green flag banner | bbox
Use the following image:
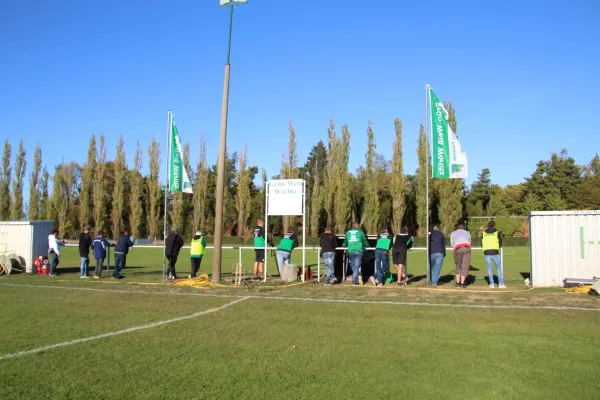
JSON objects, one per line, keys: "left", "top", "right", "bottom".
{"left": 169, "top": 115, "right": 193, "bottom": 193}
{"left": 429, "top": 87, "right": 468, "bottom": 179}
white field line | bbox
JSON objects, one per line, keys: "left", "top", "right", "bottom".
{"left": 2, "top": 283, "right": 600, "bottom": 312}
{"left": 0, "top": 297, "right": 249, "bottom": 361}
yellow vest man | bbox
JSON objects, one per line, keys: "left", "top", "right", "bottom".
{"left": 482, "top": 221, "right": 506, "bottom": 289}
{"left": 190, "top": 231, "right": 206, "bottom": 278}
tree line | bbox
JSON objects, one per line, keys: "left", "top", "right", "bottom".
{"left": 1, "top": 102, "right": 598, "bottom": 240}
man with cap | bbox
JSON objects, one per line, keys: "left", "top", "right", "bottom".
{"left": 190, "top": 230, "right": 206, "bottom": 278}
{"left": 78, "top": 226, "right": 93, "bottom": 278}
{"left": 165, "top": 227, "right": 184, "bottom": 280}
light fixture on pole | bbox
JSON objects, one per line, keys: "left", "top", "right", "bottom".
{"left": 213, "top": 0, "right": 247, "bottom": 283}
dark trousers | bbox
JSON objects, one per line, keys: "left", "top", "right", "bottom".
{"left": 95, "top": 258, "right": 104, "bottom": 277}
{"left": 114, "top": 253, "right": 125, "bottom": 278}
{"left": 117, "top": 254, "right": 127, "bottom": 271}
{"left": 50, "top": 252, "right": 59, "bottom": 275}
{"left": 190, "top": 257, "right": 202, "bottom": 277}
{"left": 167, "top": 255, "right": 178, "bottom": 278}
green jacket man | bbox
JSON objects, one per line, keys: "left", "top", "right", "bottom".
{"left": 342, "top": 222, "right": 369, "bottom": 285}
{"left": 277, "top": 228, "right": 299, "bottom": 269}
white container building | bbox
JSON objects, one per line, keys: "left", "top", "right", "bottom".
{"left": 0, "top": 221, "right": 54, "bottom": 273}
{"left": 529, "top": 211, "right": 600, "bottom": 287}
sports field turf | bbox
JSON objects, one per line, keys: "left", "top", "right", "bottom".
{"left": 1, "top": 247, "right": 599, "bottom": 399}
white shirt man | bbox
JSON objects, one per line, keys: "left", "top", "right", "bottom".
{"left": 47, "top": 230, "right": 63, "bottom": 276}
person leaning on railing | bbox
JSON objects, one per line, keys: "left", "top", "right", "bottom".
{"left": 450, "top": 223, "right": 471, "bottom": 289}
{"left": 342, "top": 222, "right": 369, "bottom": 286}
{"left": 320, "top": 227, "right": 338, "bottom": 285}
{"left": 277, "top": 227, "right": 298, "bottom": 270}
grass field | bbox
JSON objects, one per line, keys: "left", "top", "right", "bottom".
{"left": 1, "top": 247, "right": 600, "bottom": 399}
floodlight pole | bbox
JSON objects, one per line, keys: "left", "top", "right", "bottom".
{"left": 213, "top": 1, "right": 244, "bottom": 283}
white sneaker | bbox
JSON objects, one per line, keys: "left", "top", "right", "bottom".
{"left": 499, "top": 284, "right": 507, "bottom": 289}
{"left": 489, "top": 284, "right": 495, "bottom": 289}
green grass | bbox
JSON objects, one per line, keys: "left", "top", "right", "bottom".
{"left": 1, "top": 247, "right": 599, "bottom": 399}
{"left": 0, "top": 282, "right": 599, "bottom": 399}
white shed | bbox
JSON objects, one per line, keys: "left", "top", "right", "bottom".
{"left": 0, "top": 221, "right": 54, "bottom": 273}
{"left": 529, "top": 211, "right": 600, "bottom": 287}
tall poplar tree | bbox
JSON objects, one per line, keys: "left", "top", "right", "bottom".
{"left": 11, "top": 140, "right": 26, "bottom": 220}
{"left": 193, "top": 137, "right": 208, "bottom": 232}
{"left": 309, "top": 162, "right": 322, "bottom": 236}
{"left": 280, "top": 120, "right": 298, "bottom": 231}
{"left": 236, "top": 145, "right": 252, "bottom": 236}
{"left": 0, "top": 139, "right": 12, "bottom": 220}
{"left": 28, "top": 144, "right": 42, "bottom": 220}
{"left": 129, "top": 141, "right": 144, "bottom": 238}
{"left": 80, "top": 134, "right": 96, "bottom": 230}
{"left": 362, "top": 121, "right": 379, "bottom": 232}
{"left": 111, "top": 136, "right": 127, "bottom": 238}
{"left": 93, "top": 134, "right": 107, "bottom": 231}
{"left": 391, "top": 118, "right": 406, "bottom": 233}
{"left": 147, "top": 136, "right": 161, "bottom": 240}
{"left": 324, "top": 119, "right": 339, "bottom": 227}
{"left": 40, "top": 167, "right": 50, "bottom": 220}
{"left": 333, "top": 125, "right": 351, "bottom": 233}
{"left": 416, "top": 123, "right": 428, "bottom": 236}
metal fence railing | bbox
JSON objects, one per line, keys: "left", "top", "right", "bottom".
{"left": 65, "top": 244, "right": 503, "bottom": 285}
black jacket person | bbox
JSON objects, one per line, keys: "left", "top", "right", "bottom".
{"left": 165, "top": 228, "right": 184, "bottom": 280}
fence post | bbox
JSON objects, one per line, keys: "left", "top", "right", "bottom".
{"left": 317, "top": 247, "right": 320, "bottom": 283}
{"left": 239, "top": 247, "right": 243, "bottom": 285}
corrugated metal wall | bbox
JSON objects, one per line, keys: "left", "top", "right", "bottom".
{"left": 0, "top": 223, "right": 32, "bottom": 273}
{"left": 31, "top": 222, "right": 53, "bottom": 273}
{"left": 530, "top": 211, "right": 600, "bottom": 287}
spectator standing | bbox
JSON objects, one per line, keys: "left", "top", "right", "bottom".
{"left": 190, "top": 231, "right": 206, "bottom": 278}
{"left": 253, "top": 219, "right": 266, "bottom": 280}
{"left": 341, "top": 222, "right": 369, "bottom": 286}
{"left": 392, "top": 226, "right": 414, "bottom": 286}
{"left": 320, "top": 227, "right": 338, "bottom": 285}
{"left": 450, "top": 223, "right": 471, "bottom": 288}
{"left": 114, "top": 230, "right": 134, "bottom": 279}
{"left": 429, "top": 225, "right": 446, "bottom": 287}
{"left": 78, "top": 226, "right": 93, "bottom": 279}
{"left": 165, "top": 227, "right": 184, "bottom": 280}
{"left": 482, "top": 220, "right": 506, "bottom": 289}
{"left": 372, "top": 227, "right": 393, "bottom": 286}
{"left": 92, "top": 231, "right": 115, "bottom": 279}
{"left": 48, "top": 229, "right": 64, "bottom": 277}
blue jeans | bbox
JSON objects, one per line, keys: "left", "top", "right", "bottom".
{"left": 430, "top": 253, "right": 444, "bottom": 285}
{"left": 485, "top": 254, "right": 504, "bottom": 285}
{"left": 80, "top": 256, "right": 89, "bottom": 276}
{"left": 277, "top": 250, "right": 291, "bottom": 272}
{"left": 322, "top": 252, "right": 335, "bottom": 283}
{"left": 374, "top": 249, "right": 389, "bottom": 284}
{"left": 50, "top": 252, "right": 59, "bottom": 275}
{"left": 348, "top": 252, "right": 363, "bottom": 285}
{"left": 114, "top": 253, "right": 125, "bottom": 278}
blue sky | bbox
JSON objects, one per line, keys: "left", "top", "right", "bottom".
{"left": 1, "top": 0, "right": 599, "bottom": 196}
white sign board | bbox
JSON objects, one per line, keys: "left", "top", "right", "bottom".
{"left": 267, "top": 179, "right": 303, "bottom": 216}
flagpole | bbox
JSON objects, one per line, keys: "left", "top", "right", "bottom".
{"left": 425, "top": 84, "right": 430, "bottom": 286}
{"left": 162, "top": 110, "right": 171, "bottom": 282}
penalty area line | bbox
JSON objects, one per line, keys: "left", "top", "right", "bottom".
{"left": 2, "top": 283, "right": 600, "bottom": 312}
{"left": 0, "top": 297, "right": 249, "bottom": 361}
